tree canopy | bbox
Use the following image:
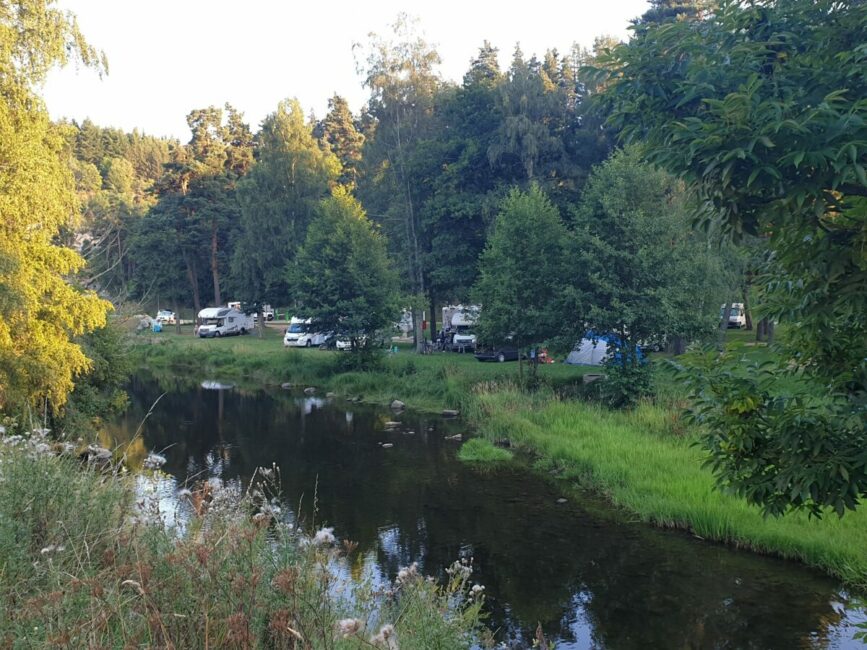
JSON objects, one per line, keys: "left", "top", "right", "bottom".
{"left": 0, "top": 0, "right": 111, "bottom": 411}
{"left": 599, "top": 0, "right": 867, "bottom": 515}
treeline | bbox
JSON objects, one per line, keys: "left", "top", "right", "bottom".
{"left": 68, "top": 7, "right": 737, "bottom": 345}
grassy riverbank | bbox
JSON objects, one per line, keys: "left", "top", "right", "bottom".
{"left": 129, "top": 327, "right": 867, "bottom": 586}
{"left": 0, "top": 434, "right": 484, "bottom": 647}
{"left": 130, "top": 326, "right": 593, "bottom": 412}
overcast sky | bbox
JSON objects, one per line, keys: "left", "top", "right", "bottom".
{"left": 42, "top": 0, "right": 650, "bottom": 141}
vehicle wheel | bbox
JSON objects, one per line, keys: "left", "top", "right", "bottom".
{"left": 497, "top": 353, "right": 506, "bottom": 363}
{"left": 240, "top": 328, "right": 246, "bottom": 335}
{"left": 215, "top": 331, "right": 221, "bottom": 338}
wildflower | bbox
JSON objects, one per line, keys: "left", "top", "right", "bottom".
{"left": 470, "top": 584, "right": 485, "bottom": 599}
{"left": 396, "top": 562, "right": 418, "bottom": 584}
{"left": 335, "top": 618, "right": 364, "bottom": 638}
{"left": 370, "top": 623, "right": 398, "bottom": 649}
{"left": 143, "top": 453, "right": 167, "bottom": 470}
{"left": 313, "top": 527, "right": 335, "bottom": 546}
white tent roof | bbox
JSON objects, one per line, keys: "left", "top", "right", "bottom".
{"left": 565, "top": 337, "right": 610, "bottom": 366}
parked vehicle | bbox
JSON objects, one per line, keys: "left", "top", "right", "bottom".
{"left": 442, "top": 305, "right": 480, "bottom": 352}
{"left": 721, "top": 303, "right": 747, "bottom": 329}
{"left": 155, "top": 309, "right": 176, "bottom": 325}
{"left": 196, "top": 307, "right": 254, "bottom": 338}
{"left": 283, "top": 317, "right": 329, "bottom": 348}
{"left": 253, "top": 304, "right": 275, "bottom": 321}
{"left": 474, "top": 345, "right": 520, "bottom": 363}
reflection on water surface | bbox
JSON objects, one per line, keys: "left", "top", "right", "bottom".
{"left": 103, "top": 374, "right": 866, "bottom": 648}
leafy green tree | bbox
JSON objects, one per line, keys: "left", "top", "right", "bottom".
{"left": 318, "top": 94, "right": 364, "bottom": 188}
{"left": 599, "top": 0, "right": 867, "bottom": 515}
{"left": 356, "top": 16, "right": 442, "bottom": 347}
{"left": 290, "top": 188, "right": 399, "bottom": 351}
{"left": 473, "top": 185, "right": 578, "bottom": 381}
{"left": 231, "top": 99, "right": 340, "bottom": 310}
{"left": 574, "top": 147, "right": 730, "bottom": 351}
{"left": 0, "top": 0, "right": 110, "bottom": 412}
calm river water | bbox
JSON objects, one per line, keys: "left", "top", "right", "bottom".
{"left": 103, "top": 374, "right": 865, "bottom": 649}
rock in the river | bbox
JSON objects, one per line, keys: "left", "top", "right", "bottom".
{"left": 390, "top": 399, "right": 405, "bottom": 410}
{"left": 281, "top": 382, "right": 293, "bottom": 390}
{"left": 444, "top": 433, "right": 462, "bottom": 442}
{"left": 304, "top": 387, "right": 317, "bottom": 395}
{"left": 442, "top": 409, "right": 460, "bottom": 417}
{"left": 384, "top": 421, "right": 401, "bottom": 429}
{"left": 381, "top": 443, "right": 394, "bottom": 449}
{"left": 325, "top": 392, "right": 336, "bottom": 398}
{"left": 556, "top": 498, "right": 568, "bottom": 504}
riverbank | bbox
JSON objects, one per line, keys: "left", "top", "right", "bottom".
{"left": 129, "top": 329, "right": 867, "bottom": 586}
{"left": 0, "top": 433, "right": 484, "bottom": 646}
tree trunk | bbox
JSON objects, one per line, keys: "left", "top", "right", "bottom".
{"left": 414, "top": 309, "right": 424, "bottom": 353}
{"left": 742, "top": 273, "right": 753, "bottom": 331}
{"left": 766, "top": 320, "right": 775, "bottom": 345}
{"left": 210, "top": 222, "right": 222, "bottom": 306}
{"left": 257, "top": 305, "right": 264, "bottom": 338}
{"left": 429, "top": 294, "right": 437, "bottom": 346}
{"left": 671, "top": 336, "right": 687, "bottom": 355}
{"left": 718, "top": 302, "right": 733, "bottom": 351}
{"left": 756, "top": 317, "right": 766, "bottom": 342}
{"left": 174, "top": 298, "right": 181, "bottom": 335}
{"left": 183, "top": 251, "right": 201, "bottom": 313}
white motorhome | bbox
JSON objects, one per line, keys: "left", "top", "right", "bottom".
{"left": 283, "top": 317, "right": 329, "bottom": 348}
{"left": 196, "top": 307, "right": 254, "bottom": 338}
{"left": 442, "top": 304, "right": 480, "bottom": 352}
{"left": 721, "top": 303, "right": 747, "bottom": 329}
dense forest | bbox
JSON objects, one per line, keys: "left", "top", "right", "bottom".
{"left": 64, "top": 11, "right": 736, "bottom": 344}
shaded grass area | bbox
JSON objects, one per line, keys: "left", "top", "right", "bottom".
{"left": 131, "top": 327, "right": 592, "bottom": 412}
{"left": 464, "top": 387, "right": 867, "bottom": 586}
{"left": 0, "top": 439, "right": 484, "bottom": 647}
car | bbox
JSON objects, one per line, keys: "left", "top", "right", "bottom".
{"left": 155, "top": 310, "right": 176, "bottom": 325}
{"left": 474, "top": 346, "right": 520, "bottom": 363}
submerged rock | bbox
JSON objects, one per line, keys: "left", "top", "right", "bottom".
{"left": 444, "top": 433, "right": 463, "bottom": 442}
{"left": 304, "top": 387, "right": 316, "bottom": 395}
{"left": 381, "top": 443, "right": 394, "bottom": 449}
{"left": 390, "top": 399, "right": 406, "bottom": 410}
{"left": 143, "top": 453, "right": 167, "bottom": 470}
{"left": 281, "top": 382, "right": 294, "bottom": 390}
{"left": 325, "top": 392, "right": 336, "bottom": 398}
{"left": 556, "top": 498, "right": 568, "bottom": 504}
{"left": 442, "top": 409, "right": 460, "bottom": 417}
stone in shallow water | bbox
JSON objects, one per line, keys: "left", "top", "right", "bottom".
{"left": 556, "top": 498, "right": 568, "bottom": 504}
{"left": 304, "top": 387, "right": 316, "bottom": 395}
{"left": 390, "top": 399, "right": 405, "bottom": 410}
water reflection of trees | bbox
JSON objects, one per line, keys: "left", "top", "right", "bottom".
{"left": 107, "top": 377, "right": 853, "bottom": 649}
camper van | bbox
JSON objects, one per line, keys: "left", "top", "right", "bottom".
{"left": 442, "top": 305, "right": 480, "bottom": 352}
{"left": 721, "top": 303, "right": 747, "bottom": 329}
{"left": 196, "top": 307, "right": 254, "bottom": 338}
{"left": 283, "top": 317, "right": 329, "bottom": 348}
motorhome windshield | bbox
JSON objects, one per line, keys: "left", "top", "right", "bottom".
{"left": 288, "top": 323, "right": 308, "bottom": 334}
{"left": 456, "top": 325, "right": 474, "bottom": 334}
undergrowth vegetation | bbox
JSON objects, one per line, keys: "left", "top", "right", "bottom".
{"left": 0, "top": 434, "right": 486, "bottom": 648}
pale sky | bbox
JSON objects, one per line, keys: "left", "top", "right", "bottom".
{"left": 43, "top": 0, "right": 650, "bottom": 141}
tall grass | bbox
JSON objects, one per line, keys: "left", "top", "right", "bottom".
{"left": 465, "top": 386, "right": 867, "bottom": 586}
{"left": 0, "top": 436, "right": 486, "bottom": 648}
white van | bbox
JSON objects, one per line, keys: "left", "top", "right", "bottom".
{"left": 445, "top": 305, "right": 480, "bottom": 352}
{"left": 721, "top": 303, "right": 747, "bottom": 329}
{"left": 283, "top": 317, "right": 329, "bottom": 348}
{"left": 197, "top": 307, "right": 254, "bottom": 338}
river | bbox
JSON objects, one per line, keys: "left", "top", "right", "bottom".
{"left": 102, "top": 374, "right": 865, "bottom": 649}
